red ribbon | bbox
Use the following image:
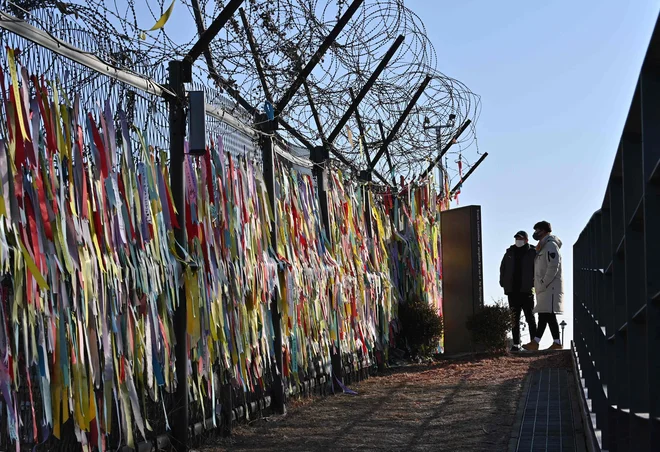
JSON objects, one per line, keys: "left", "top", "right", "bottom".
{"left": 34, "top": 170, "right": 53, "bottom": 240}
{"left": 87, "top": 113, "right": 109, "bottom": 178}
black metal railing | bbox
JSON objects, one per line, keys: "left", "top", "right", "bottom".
{"left": 573, "top": 13, "right": 660, "bottom": 452}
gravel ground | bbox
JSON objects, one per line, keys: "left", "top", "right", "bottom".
{"left": 203, "top": 351, "right": 573, "bottom": 452}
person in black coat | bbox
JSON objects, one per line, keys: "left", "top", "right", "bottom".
{"left": 500, "top": 231, "right": 537, "bottom": 351}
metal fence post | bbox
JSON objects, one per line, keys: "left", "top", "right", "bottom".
{"left": 258, "top": 114, "right": 286, "bottom": 414}
{"left": 358, "top": 170, "right": 373, "bottom": 235}
{"left": 310, "top": 146, "right": 343, "bottom": 389}
{"left": 357, "top": 170, "right": 384, "bottom": 374}
{"left": 168, "top": 59, "right": 190, "bottom": 450}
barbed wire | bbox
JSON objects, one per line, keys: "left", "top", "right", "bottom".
{"left": 2, "top": 0, "right": 483, "bottom": 185}
{"left": 194, "top": 0, "right": 481, "bottom": 182}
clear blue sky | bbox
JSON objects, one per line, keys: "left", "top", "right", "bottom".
{"left": 157, "top": 0, "right": 660, "bottom": 347}
{"left": 413, "top": 0, "right": 660, "bottom": 346}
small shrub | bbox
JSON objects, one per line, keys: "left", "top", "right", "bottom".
{"left": 397, "top": 296, "right": 443, "bottom": 358}
{"left": 466, "top": 302, "right": 512, "bottom": 352}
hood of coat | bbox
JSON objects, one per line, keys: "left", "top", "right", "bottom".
{"left": 540, "top": 234, "right": 562, "bottom": 249}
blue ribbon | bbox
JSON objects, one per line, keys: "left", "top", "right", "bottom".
{"left": 264, "top": 101, "right": 275, "bottom": 121}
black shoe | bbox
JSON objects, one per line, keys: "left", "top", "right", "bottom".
{"left": 510, "top": 345, "right": 521, "bottom": 352}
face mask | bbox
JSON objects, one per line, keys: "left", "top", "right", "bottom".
{"left": 515, "top": 240, "right": 525, "bottom": 248}
{"left": 532, "top": 231, "right": 542, "bottom": 241}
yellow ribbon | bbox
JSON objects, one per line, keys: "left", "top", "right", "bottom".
{"left": 148, "top": 0, "right": 175, "bottom": 31}
{"left": 19, "top": 240, "right": 49, "bottom": 291}
{"left": 6, "top": 48, "right": 29, "bottom": 142}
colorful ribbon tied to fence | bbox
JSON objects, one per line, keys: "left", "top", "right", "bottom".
{"left": 0, "top": 51, "right": 448, "bottom": 450}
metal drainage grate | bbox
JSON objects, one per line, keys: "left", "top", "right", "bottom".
{"left": 516, "top": 369, "right": 577, "bottom": 452}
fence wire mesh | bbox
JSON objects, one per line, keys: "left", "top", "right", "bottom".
{"left": 0, "top": 2, "right": 448, "bottom": 451}
{"left": 0, "top": 4, "right": 275, "bottom": 451}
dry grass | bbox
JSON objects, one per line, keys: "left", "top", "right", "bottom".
{"left": 203, "top": 351, "right": 572, "bottom": 452}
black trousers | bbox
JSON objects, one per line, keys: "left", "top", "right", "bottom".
{"left": 508, "top": 293, "right": 536, "bottom": 345}
{"left": 536, "top": 313, "right": 560, "bottom": 341}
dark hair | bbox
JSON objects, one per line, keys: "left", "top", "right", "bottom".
{"left": 534, "top": 221, "right": 552, "bottom": 233}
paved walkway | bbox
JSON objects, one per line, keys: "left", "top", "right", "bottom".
{"left": 203, "top": 352, "right": 581, "bottom": 452}
{"left": 509, "top": 367, "right": 586, "bottom": 452}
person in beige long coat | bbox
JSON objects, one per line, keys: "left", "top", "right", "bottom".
{"left": 523, "top": 221, "right": 564, "bottom": 351}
